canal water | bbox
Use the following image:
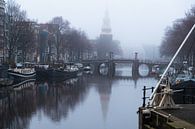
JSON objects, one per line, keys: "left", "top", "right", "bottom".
{"left": 0, "top": 66, "right": 157, "bottom": 129}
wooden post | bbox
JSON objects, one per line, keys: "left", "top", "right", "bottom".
{"left": 151, "top": 87, "right": 154, "bottom": 93}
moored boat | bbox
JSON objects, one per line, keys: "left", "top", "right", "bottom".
{"left": 35, "top": 64, "right": 79, "bottom": 81}
{"left": 83, "top": 66, "right": 93, "bottom": 74}
{"left": 8, "top": 68, "right": 36, "bottom": 84}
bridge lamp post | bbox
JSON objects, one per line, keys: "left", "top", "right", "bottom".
{"left": 109, "top": 52, "right": 113, "bottom": 60}
{"left": 135, "top": 52, "right": 138, "bottom": 60}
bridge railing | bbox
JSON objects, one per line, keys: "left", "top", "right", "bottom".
{"left": 80, "top": 58, "right": 173, "bottom": 65}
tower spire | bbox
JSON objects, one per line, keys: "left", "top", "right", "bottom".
{"left": 101, "top": 8, "right": 112, "bottom": 35}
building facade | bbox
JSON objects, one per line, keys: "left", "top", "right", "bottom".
{"left": 36, "top": 24, "right": 59, "bottom": 64}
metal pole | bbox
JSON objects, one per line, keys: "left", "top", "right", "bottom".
{"left": 150, "top": 24, "right": 195, "bottom": 102}
{"left": 143, "top": 86, "right": 146, "bottom": 107}
{"left": 151, "top": 87, "right": 154, "bottom": 93}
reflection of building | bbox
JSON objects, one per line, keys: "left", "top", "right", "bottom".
{"left": 97, "top": 79, "right": 112, "bottom": 121}
{"left": 0, "top": 0, "right": 5, "bottom": 64}
{"left": 99, "top": 86, "right": 111, "bottom": 121}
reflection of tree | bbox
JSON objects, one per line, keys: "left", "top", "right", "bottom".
{"left": 0, "top": 88, "right": 37, "bottom": 129}
{"left": 36, "top": 78, "right": 89, "bottom": 122}
{"left": 0, "top": 77, "right": 89, "bottom": 129}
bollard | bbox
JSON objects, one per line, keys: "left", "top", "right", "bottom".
{"left": 142, "top": 86, "right": 146, "bottom": 107}
{"left": 151, "top": 87, "right": 154, "bottom": 93}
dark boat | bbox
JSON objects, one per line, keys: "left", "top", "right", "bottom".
{"left": 172, "top": 80, "right": 195, "bottom": 89}
{"left": 35, "top": 65, "right": 78, "bottom": 81}
{"left": 171, "top": 80, "right": 195, "bottom": 104}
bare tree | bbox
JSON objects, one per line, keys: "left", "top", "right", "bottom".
{"left": 49, "top": 17, "right": 92, "bottom": 62}
{"left": 64, "top": 29, "right": 92, "bottom": 61}
{"left": 17, "top": 21, "right": 36, "bottom": 63}
{"left": 160, "top": 6, "right": 195, "bottom": 65}
{"left": 5, "top": 0, "right": 27, "bottom": 64}
{"left": 49, "top": 16, "right": 70, "bottom": 62}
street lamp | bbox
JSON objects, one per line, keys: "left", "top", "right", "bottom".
{"left": 109, "top": 52, "right": 113, "bottom": 60}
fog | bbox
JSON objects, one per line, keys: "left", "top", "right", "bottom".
{"left": 14, "top": 0, "right": 195, "bottom": 58}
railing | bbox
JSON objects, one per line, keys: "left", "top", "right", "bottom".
{"left": 13, "top": 68, "right": 35, "bottom": 74}
{"left": 81, "top": 58, "right": 170, "bottom": 65}
{"left": 142, "top": 86, "right": 154, "bottom": 107}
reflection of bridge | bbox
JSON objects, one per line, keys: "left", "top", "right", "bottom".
{"left": 80, "top": 58, "right": 172, "bottom": 77}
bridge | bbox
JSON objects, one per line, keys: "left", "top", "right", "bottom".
{"left": 79, "top": 58, "right": 177, "bottom": 77}
{"left": 80, "top": 58, "right": 170, "bottom": 65}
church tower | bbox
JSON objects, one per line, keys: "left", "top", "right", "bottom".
{"left": 97, "top": 9, "right": 113, "bottom": 59}
{"left": 100, "top": 10, "right": 112, "bottom": 41}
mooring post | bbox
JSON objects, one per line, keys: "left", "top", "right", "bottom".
{"left": 142, "top": 86, "right": 146, "bottom": 107}
{"left": 151, "top": 87, "right": 154, "bottom": 93}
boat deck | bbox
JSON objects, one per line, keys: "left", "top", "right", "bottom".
{"left": 164, "top": 104, "right": 195, "bottom": 128}
{"left": 139, "top": 104, "right": 195, "bottom": 129}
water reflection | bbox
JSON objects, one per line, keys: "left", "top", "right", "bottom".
{"left": 0, "top": 86, "right": 36, "bottom": 129}
{"left": 37, "top": 81, "right": 86, "bottom": 122}
{"left": 0, "top": 78, "right": 89, "bottom": 129}
{"left": 0, "top": 69, "right": 157, "bottom": 129}
{"left": 93, "top": 76, "right": 112, "bottom": 121}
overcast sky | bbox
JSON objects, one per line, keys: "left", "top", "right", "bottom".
{"left": 12, "top": 0, "right": 195, "bottom": 56}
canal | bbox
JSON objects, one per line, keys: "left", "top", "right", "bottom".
{"left": 0, "top": 67, "right": 157, "bottom": 129}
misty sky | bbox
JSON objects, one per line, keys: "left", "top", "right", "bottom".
{"left": 13, "top": 0, "right": 195, "bottom": 56}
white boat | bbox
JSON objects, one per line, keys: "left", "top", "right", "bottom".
{"left": 8, "top": 68, "right": 36, "bottom": 84}
{"left": 83, "top": 66, "right": 91, "bottom": 71}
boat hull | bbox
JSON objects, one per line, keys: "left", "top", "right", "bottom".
{"left": 8, "top": 70, "right": 36, "bottom": 84}
{"left": 171, "top": 80, "right": 195, "bottom": 104}
{"left": 35, "top": 68, "right": 78, "bottom": 81}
